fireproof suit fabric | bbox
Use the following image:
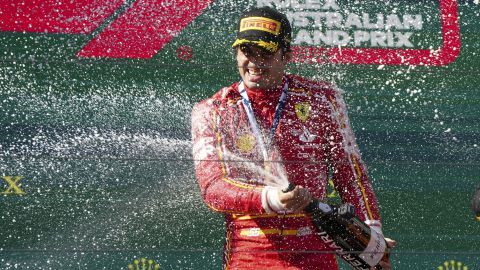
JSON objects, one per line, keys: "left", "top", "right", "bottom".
{"left": 191, "top": 74, "right": 381, "bottom": 270}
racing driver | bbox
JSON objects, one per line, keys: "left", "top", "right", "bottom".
{"left": 191, "top": 6, "right": 396, "bottom": 270}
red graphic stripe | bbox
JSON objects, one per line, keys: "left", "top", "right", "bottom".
{"left": 293, "top": 0, "right": 460, "bottom": 66}
{"left": 77, "top": 0, "right": 213, "bottom": 58}
{"left": 0, "top": 0, "right": 124, "bottom": 34}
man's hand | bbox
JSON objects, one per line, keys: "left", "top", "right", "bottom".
{"left": 375, "top": 237, "right": 397, "bottom": 270}
{"left": 277, "top": 185, "right": 312, "bottom": 213}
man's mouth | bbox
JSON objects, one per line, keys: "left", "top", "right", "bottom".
{"left": 248, "top": 68, "right": 264, "bottom": 75}
{"left": 246, "top": 68, "right": 266, "bottom": 81}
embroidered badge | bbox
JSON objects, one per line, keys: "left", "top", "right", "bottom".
{"left": 235, "top": 133, "right": 256, "bottom": 153}
{"left": 295, "top": 102, "right": 311, "bottom": 122}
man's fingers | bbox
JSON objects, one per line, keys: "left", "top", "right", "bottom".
{"left": 279, "top": 186, "right": 299, "bottom": 201}
{"left": 385, "top": 237, "right": 397, "bottom": 248}
{"left": 280, "top": 186, "right": 301, "bottom": 202}
{"left": 377, "top": 260, "right": 391, "bottom": 270}
{"left": 279, "top": 186, "right": 312, "bottom": 213}
{"left": 286, "top": 199, "right": 308, "bottom": 212}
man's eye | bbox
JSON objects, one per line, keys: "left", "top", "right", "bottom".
{"left": 244, "top": 50, "right": 253, "bottom": 56}
{"left": 240, "top": 46, "right": 252, "bottom": 56}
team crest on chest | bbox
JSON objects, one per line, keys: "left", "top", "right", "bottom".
{"left": 235, "top": 133, "right": 256, "bottom": 153}
{"left": 295, "top": 102, "right": 311, "bottom": 122}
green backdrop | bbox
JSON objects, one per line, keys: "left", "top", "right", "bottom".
{"left": 0, "top": 0, "right": 479, "bottom": 269}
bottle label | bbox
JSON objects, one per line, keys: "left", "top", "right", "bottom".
{"left": 359, "top": 228, "right": 386, "bottom": 266}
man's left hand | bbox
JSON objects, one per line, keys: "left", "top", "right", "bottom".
{"left": 375, "top": 237, "right": 397, "bottom": 270}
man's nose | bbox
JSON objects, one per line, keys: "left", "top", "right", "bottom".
{"left": 248, "top": 59, "right": 268, "bottom": 68}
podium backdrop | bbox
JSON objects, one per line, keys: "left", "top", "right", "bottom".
{"left": 0, "top": 0, "right": 479, "bottom": 269}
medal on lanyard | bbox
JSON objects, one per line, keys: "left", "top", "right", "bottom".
{"left": 238, "top": 80, "right": 288, "bottom": 182}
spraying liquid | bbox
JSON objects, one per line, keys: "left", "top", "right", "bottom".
{"left": 222, "top": 150, "right": 290, "bottom": 189}
{"left": 223, "top": 150, "right": 389, "bottom": 270}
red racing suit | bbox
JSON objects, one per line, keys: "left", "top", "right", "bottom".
{"left": 191, "top": 74, "right": 382, "bottom": 270}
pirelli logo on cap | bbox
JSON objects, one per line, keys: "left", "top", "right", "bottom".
{"left": 240, "top": 17, "right": 281, "bottom": 35}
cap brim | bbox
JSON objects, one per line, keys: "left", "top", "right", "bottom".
{"left": 232, "top": 38, "right": 279, "bottom": 53}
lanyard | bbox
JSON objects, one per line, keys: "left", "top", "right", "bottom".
{"left": 238, "top": 79, "right": 289, "bottom": 161}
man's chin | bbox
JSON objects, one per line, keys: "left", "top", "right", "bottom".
{"left": 245, "top": 79, "right": 274, "bottom": 90}
{"left": 244, "top": 81, "right": 263, "bottom": 90}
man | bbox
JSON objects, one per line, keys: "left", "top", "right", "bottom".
{"left": 473, "top": 185, "right": 480, "bottom": 221}
{"left": 192, "top": 6, "right": 395, "bottom": 269}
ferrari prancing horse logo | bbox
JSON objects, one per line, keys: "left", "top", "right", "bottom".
{"left": 295, "top": 102, "right": 311, "bottom": 122}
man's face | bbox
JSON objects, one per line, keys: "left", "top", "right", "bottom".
{"left": 236, "top": 45, "right": 291, "bottom": 90}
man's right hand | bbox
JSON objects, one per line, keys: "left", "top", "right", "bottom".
{"left": 278, "top": 185, "right": 312, "bottom": 213}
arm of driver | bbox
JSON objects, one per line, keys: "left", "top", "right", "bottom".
{"left": 192, "top": 101, "right": 266, "bottom": 214}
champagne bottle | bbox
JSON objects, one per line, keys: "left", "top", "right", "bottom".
{"left": 283, "top": 184, "right": 389, "bottom": 269}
